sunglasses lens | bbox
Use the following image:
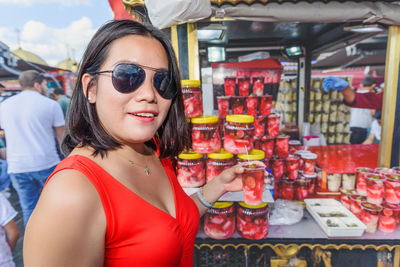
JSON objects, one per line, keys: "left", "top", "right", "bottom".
{"left": 154, "top": 71, "right": 176, "bottom": 99}
{"left": 113, "top": 64, "right": 145, "bottom": 94}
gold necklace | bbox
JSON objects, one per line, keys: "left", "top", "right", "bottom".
{"left": 127, "top": 159, "right": 151, "bottom": 176}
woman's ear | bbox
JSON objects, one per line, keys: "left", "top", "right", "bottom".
{"left": 82, "top": 73, "right": 96, "bottom": 103}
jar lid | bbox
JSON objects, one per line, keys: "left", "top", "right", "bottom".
{"left": 237, "top": 149, "right": 265, "bottom": 160}
{"left": 178, "top": 150, "right": 203, "bottom": 160}
{"left": 289, "top": 140, "right": 301, "bottom": 145}
{"left": 239, "top": 202, "right": 267, "bottom": 209}
{"left": 226, "top": 114, "right": 254, "bottom": 123}
{"left": 208, "top": 149, "right": 234, "bottom": 159}
{"left": 191, "top": 115, "right": 219, "bottom": 124}
{"left": 295, "top": 150, "right": 311, "bottom": 155}
{"left": 301, "top": 153, "right": 317, "bottom": 159}
{"left": 212, "top": 201, "right": 234, "bottom": 209}
{"left": 302, "top": 172, "right": 317, "bottom": 179}
{"left": 181, "top": 80, "right": 201, "bottom": 87}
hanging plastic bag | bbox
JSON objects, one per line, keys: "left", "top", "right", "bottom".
{"left": 145, "top": 0, "right": 212, "bottom": 29}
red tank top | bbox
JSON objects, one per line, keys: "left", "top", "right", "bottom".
{"left": 46, "top": 154, "right": 200, "bottom": 267}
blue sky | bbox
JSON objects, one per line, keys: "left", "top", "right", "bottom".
{"left": 0, "top": 0, "right": 114, "bottom": 66}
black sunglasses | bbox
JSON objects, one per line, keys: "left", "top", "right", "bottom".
{"left": 90, "top": 63, "right": 177, "bottom": 99}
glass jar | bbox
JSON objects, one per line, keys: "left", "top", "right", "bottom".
{"left": 254, "top": 116, "right": 266, "bottom": 137}
{"left": 288, "top": 140, "right": 301, "bottom": 154}
{"left": 375, "top": 167, "right": 396, "bottom": 175}
{"left": 237, "top": 202, "right": 269, "bottom": 240}
{"left": 260, "top": 136, "right": 275, "bottom": 158}
{"left": 260, "top": 95, "right": 273, "bottom": 116}
{"left": 340, "top": 188, "right": 353, "bottom": 209}
{"left": 295, "top": 150, "right": 311, "bottom": 171}
{"left": 217, "top": 96, "right": 230, "bottom": 119}
{"left": 181, "top": 80, "right": 203, "bottom": 118}
{"left": 303, "top": 173, "right": 317, "bottom": 195}
{"left": 350, "top": 194, "right": 366, "bottom": 219}
{"left": 295, "top": 178, "right": 310, "bottom": 201}
{"left": 285, "top": 155, "right": 300, "bottom": 180}
{"left": 204, "top": 202, "right": 235, "bottom": 239}
{"left": 267, "top": 114, "right": 280, "bottom": 137}
{"left": 356, "top": 167, "right": 374, "bottom": 196}
{"left": 271, "top": 158, "right": 285, "bottom": 181}
{"left": 206, "top": 149, "right": 235, "bottom": 183}
{"left": 378, "top": 202, "right": 400, "bottom": 233}
{"left": 301, "top": 153, "right": 317, "bottom": 175}
{"left": 246, "top": 96, "right": 259, "bottom": 116}
{"left": 238, "top": 76, "right": 250, "bottom": 96}
{"left": 231, "top": 96, "right": 245, "bottom": 114}
{"left": 224, "top": 114, "right": 254, "bottom": 154}
{"left": 275, "top": 134, "right": 290, "bottom": 158}
{"left": 366, "top": 173, "right": 385, "bottom": 205}
{"left": 191, "top": 116, "right": 221, "bottom": 154}
{"left": 224, "top": 77, "right": 236, "bottom": 96}
{"left": 281, "top": 179, "right": 295, "bottom": 200}
{"left": 384, "top": 173, "right": 400, "bottom": 204}
{"left": 360, "top": 202, "right": 382, "bottom": 233}
{"left": 177, "top": 150, "right": 205, "bottom": 188}
{"left": 252, "top": 76, "right": 265, "bottom": 96}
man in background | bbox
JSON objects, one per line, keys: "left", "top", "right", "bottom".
{"left": 53, "top": 87, "right": 70, "bottom": 118}
{"left": 0, "top": 70, "right": 65, "bottom": 225}
{"left": 348, "top": 76, "right": 376, "bottom": 144}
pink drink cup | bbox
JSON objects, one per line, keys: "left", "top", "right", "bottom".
{"left": 241, "top": 162, "right": 265, "bottom": 205}
{"left": 366, "top": 173, "right": 385, "bottom": 205}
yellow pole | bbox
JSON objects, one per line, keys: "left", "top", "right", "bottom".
{"left": 379, "top": 25, "right": 400, "bottom": 167}
{"left": 187, "top": 23, "right": 200, "bottom": 80}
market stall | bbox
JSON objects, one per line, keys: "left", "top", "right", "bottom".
{"left": 114, "top": 0, "right": 400, "bottom": 266}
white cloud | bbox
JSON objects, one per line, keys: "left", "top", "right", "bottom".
{"left": 0, "top": 17, "right": 97, "bottom": 66}
{"left": 0, "top": 0, "right": 92, "bottom": 7}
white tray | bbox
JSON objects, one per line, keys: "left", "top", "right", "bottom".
{"left": 305, "top": 198, "right": 366, "bottom": 237}
{"left": 183, "top": 188, "right": 274, "bottom": 203}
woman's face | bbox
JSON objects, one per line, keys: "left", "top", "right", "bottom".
{"left": 89, "top": 35, "right": 172, "bottom": 144}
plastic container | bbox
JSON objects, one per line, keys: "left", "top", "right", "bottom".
{"left": 375, "top": 167, "right": 396, "bottom": 175}
{"left": 217, "top": 96, "right": 230, "bottom": 119}
{"left": 302, "top": 153, "right": 317, "bottom": 175}
{"left": 224, "top": 77, "right": 236, "bottom": 96}
{"left": 237, "top": 202, "right": 269, "bottom": 240}
{"left": 350, "top": 194, "right": 366, "bottom": 219}
{"left": 252, "top": 76, "right": 264, "bottom": 96}
{"left": 341, "top": 174, "right": 356, "bottom": 191}
{"left": 303, "top": 173, "right": 317, "bottom": 195}
{"left": 240, "top": 161, "right": 265, "bottom": 205}
{"left": 288, "top": 140, "right": 301, "bottom": 154}
{"left": 275, "top": 134, "right": 290, "bottom": 158}
{"left": 181, "top": 80, "right": 203, "bottom": 118}
{"left": 378, "top": 202, "right": 400, "bottom": 233}
{"left": 384, "top": 173, "right": 400, "bottom": 204}
{"left": 366, "top": 173, "right": 385, "bottom": 205}
{"left": 260, "top": 135, "right": 275, "bottom": 158}
{"left": 254, "top": 116, "right": 266, "bottom": 137}
{"left": 191, "top": 116, "right": 221, "bottom": 154}
{"left": 246, "top": 96, "right": 259, "bottom": 116}
{"left": 176, "top": 150, "right": 205, "bottom": 188}
{"left": 281, "top": 179, "right": 295, "bottom": 200}
{"left": 327, "top": 174, "right": 341, "bottom": 192}
{"left": 267, "top": 114, "right": 280, "bottom": 137}
{"left": 271, "top": 158, "right": 285, "bottom": 181}
{"left": 356, "top": 167, "right": 374, "bottom": 196}
{"left": 340, "top": 188, "right": 353, "bottom": 209}
{"left": 231, "top": 96, "right": 245, "bottom": 114}
{"left": 260, "top": 95, "right": 273, "bottom": 116}
{"left": 224, "top": 114, "right": 254, "bottom": 154}
{"left": 295, "top": 178, "right": 310, "bottom": 201}
{"left": 238, "top": 76, "right": 250, "bottom": 96}
{"left": 204, "top": 202, "right": 235, "bottom": 239}
{"left": 285, "top": 155, "right": 300, "bottom": 180}
{"left": 206, "top": 149, "right": 235, "bottom": 183}
{"left": 360, "top": 202, "right": 382, "bottom": 233}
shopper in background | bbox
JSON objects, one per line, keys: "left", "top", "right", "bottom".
{"left": 323, "top": 76, "right": 383, "bottom": 110}
{"left": 348, "top": 76, "right": 376, "bottom": 144}
{"left": 0, "top": 192, "right": 19, "bottom": 267}
{"left": 53, "top": 87, "right": 70, "bottom": 118}
{"left": 0, "top": 70, "right": 65, "bottom": 225}
{"left": 363, "top": 110, "right": 382, "bottom": 145}
{"left": 24, "top": 20, "right": 244, "bottom": 267}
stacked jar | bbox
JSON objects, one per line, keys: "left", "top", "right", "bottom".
{"left": 236, "top": 202, "right": 269, "bottom": 240}
{"left": 206, "top": 149, "right": 237, "bottom": 190}
{"left": 176, "top": 150, "right": 205, "bottom": 188}
{"left": 191, "top": 115, "right": 221, "bottom": 154}
{"left": 204, "top": 202, "right": 235, "bottom": 239}
{"left": 224, "top": 114, "right": 254, "bottom": 155}
{"left": 181, "top": 80, "right": 203, "bottom": 118}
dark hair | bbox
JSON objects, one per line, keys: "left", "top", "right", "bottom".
{"left": 53, "top": 88, "right": 64, "bottom": 95}
{"left": 62, "top": 20, "right": 191, "bottom": 159}
{"left": 362, "top": 76, "right": 376, "bottom": 87}
{"left": 19, "top": 70, "right": 45, "bottom": 89}
{"left": 374, "top": 110, "right": 382, "bottom": 120}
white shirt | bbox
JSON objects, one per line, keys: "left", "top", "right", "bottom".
{"left": 0, "top": 90, "right": 65, "bottom": 173}
{"left": 349, "top": 90, "right": 373, "bottom": 128}
{"left": 371, "top": 119, "right": 381, "bottom": 141}
{"left": 0, "top": 193, "right": 17, "bottom": 267}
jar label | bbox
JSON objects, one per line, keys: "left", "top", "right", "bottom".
{"left": 192, "top": 126, "right": 218, "bottom": 131}
{"left": 178, "top": 161, "right": 201, "bottom": 166}
{"left": 225, "top": 124, "right": 254, "bottom": 131}
{"left": 208, "top": 161, "right": 234, "bottom": 166}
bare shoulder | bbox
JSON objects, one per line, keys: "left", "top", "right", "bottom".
{"left": 24, "top": 169, "right": 106, "bottom": 267}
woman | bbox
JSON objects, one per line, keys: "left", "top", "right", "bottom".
{"left": 23, "top": 20, "right": 244, "bottom": 266}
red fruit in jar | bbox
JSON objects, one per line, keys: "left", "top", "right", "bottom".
{"left": 267, "top": 114, "right": 280, "bottom": 137}
{"left": 246, "top": 96, "right": 259, "bottom": 116}
{"left": 244, "top": 176, "right": 256, "bottom": 189}
{"left": 275, "top": 135, "right": 289, "bottom": 158}
{"left": 217, "top": 97, "right": 230, "bottom": 118}
{"left": 224, "top": 77, "right": 236, "bottom": 96}
{"left": 272, "top": 158, "right": 285, "bottom": 181}
{"left": 204, "top": 202, "right": 235, "bottom": 239}
{"left": 260, "top": 95, "right": 272, "bottom": 116}
{"left": 177, "top": 151, "right": 205, "bottom": 188}
{"left": 379, "top": 216, "right": 396, "bottom": 233}
{"left": 254, "top": 116, "right": 266, "bottom": 137}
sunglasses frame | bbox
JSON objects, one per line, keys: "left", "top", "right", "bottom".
{"left": 89, "top": 63, "right": 177, "bottom": 99}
